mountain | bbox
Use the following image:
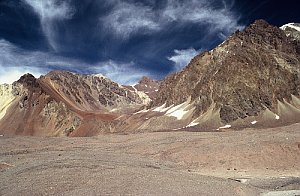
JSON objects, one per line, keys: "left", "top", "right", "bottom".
{"left": 0, "top": 71, "right": 144, "bottom": 136}
{"left": 144, "top": 19, "right": 300, "bottom": 130}
{"left": 124, "top": 76, "right": 160, "bottom": 101}
{"left": 1, "top": 20, "right": 300, "bottom": 136}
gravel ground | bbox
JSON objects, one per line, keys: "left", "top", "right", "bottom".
{"left": 1, "top": 123, "right": 300, "bottom": 195}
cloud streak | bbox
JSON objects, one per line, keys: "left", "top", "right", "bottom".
{"left": 0, "top": 39, "right": 149, "bottom": 85}
{"left": 101, "top": 1, "right": 160, "bottom": 39}
{"left": 101, "top": 0, "right": 243, "bottom": 39}
{"left": 23, "top": 0, "right": 75, "bottom": 51}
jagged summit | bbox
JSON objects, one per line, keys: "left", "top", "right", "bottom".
{"left": 151, "top": 19, "right": 300, "bottom": 127}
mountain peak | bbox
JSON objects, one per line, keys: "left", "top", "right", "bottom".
{"left": 251, "top": 19, "right": 270, "bottom": 27}
{"left": 16, "top": 73, "right": 39, "bottom": 88}
{"left": 152, "top": 20, "right": 300, "bottom": 127}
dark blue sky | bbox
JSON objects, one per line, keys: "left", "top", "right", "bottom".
{"left": 0, "top": 0, "right": 299, "bottom": 84}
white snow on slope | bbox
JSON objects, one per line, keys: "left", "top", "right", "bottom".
{"left": 165, "top": 101, "right": 192, "bottom": 120}
{"left": 280, "top": 23, "right": 300, "bottom": 32}
{"left": 160, "top": 104, "right": 174, "bottom": 113}
{"left": 92, "top": 73, "right": 107, "bottom": 79}
{"left": 217, "top": 124, "right": 231, "bottom": 130}
{"left": 130, "top": 84, "right": 151, "bottom": 104}
{"left": 251, "top": 120, "right": 257, "bottom": 125}
{"left": 166, "top": 102, "right": 186, "bottom": 114}
{"left": 153, "top": 103, "right": 166, "bottom": 112}
{"left": 134, "top": 108, "right": 149, "bottom": 114}
{"left": 186, "top": 119, "right": 199, "bottom": 127}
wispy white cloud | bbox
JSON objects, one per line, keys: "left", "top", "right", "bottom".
{"left": 101, "top": 0, "right": 243, "bottom": 39}
{"left": 88, "top": 60, "right": 151, "bottom": 85}
{"left": 23, "top": 0, "right": 75, "bottom": 51}
{"left": 0, "top": 39, "right": 148, "bottom": 85}
{"left": 167, "top": 48, "right": 201, "bottom": 71}
{"left": 162, "top": 0, "right": 243, "bottom": 33}
{"left": 101, "top": 1, "right": 159, "bottom": 39}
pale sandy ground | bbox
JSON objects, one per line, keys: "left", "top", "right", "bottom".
{"left": 0, "top": 123, "right": 300, "bottom": 196}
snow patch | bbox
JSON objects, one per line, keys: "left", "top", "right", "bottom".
{"left": 160, "top": 104, "right": 174, "bottom": 113}
{"left": 92, "top": 73, "right": 107, "bottom": 79}
{"left": 275, "top": 114, "right": 280, "bottom": 120}
{"left": 165, "top": 101, "right": 192, "bottom": 120}
{"left": 131, "top": 85, "right": 151, "bottom": 104}
{"left": 153, "top": 103, "right": 166, "bottom": 112}
{"left": 251, "top": 120, "right": 257, "bottom": 125}
{"left": 134, "top": 108, "right": 149, "bottom": 114}
{"left": 186, "top": 120, "right": 199, "bottom": 128}
{"left": 281, "top": 23, "right": 300, "bottom": 32}
{"left": 217, "top": 124, "right": 231, "bottom": 130}
{"left": 131, "top": 85, "right": 138, "bottom": 92}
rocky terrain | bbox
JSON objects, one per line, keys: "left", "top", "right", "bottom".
{"left": 0, "top": 19, "right": 300, "bottom": 195}
{"left": 0, "top": 19, "right": 300, "bottom": 135}
{"left": 0, "top": 72, "right": 144, "bottom": 136}
{"left": 149, "top": 20, "right": 300, "bottom": 130}
{"left": 0, "top": 123, "right": 300, "bottom": 195}
{"left": 131, "top": 76, "right": 160, "bottom": 100}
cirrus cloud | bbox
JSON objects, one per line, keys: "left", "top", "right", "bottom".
{"left": 101, "top": 0, "right": 243, "bottom": 39}
{"left": 0, "top": 39, "right": 151, "bottom": 85}
{"left": 23, "top": 0, "right": 75, "bottom": 51}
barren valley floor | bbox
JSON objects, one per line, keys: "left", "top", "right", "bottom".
{"left": 1, "top": 123, "right": 300, "bottom": 196}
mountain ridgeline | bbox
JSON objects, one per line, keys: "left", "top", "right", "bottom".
{"left": 0, "top": 20, "right": 300, "bottom": 136}
{"left": 151, "top": 20, "right": 300, "bottom": 126}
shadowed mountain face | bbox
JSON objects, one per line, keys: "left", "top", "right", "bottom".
{"left": 0, "top": 20, "right": 300, "bottom": 136}
{"left": 151, "top": 20, "right": 300, "bottom": 126}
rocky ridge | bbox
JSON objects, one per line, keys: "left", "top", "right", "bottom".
{"left": 0, "top": 71, "right": 144, "bottom": 136}
{"left": 1, "top": 20, "right": 300, "bottom": 136}
{"left": 149, "top": 20, "right": 300, "bottom": 128}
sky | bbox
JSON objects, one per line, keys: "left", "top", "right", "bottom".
{"left": 0, "top": 0, "right": 299, "bottom": 84}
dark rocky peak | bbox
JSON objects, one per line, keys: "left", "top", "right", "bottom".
{"left": 139, "top": 76, "right": 156, "bottom": 84}
{"left": 134, "top": 76, "right": 160, "bottom": 100}
{"left": 228, "top": 20, "right": 296, "bottom": 53}
{"left": 16, "top": 73, "right": 40, "bottom": 89}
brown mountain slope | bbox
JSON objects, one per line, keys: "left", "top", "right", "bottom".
{"left": 1, "top": 20, "right": 300, "bottom": 136}
{"left": 148, "top": 20, "right": 300, "bottom": 129}
{"left": 0, "top": 71, "right": 144, "bottom": 136}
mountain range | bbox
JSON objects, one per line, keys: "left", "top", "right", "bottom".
{"left": 0, "top": 20, "right": 299, "bottom": 136}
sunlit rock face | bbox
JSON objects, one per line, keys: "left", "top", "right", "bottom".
{"left": 152, "top": 20, "right": 300, "bottom": 127}
{"left": 0, "top": 71, "right": 144, "bottom": 136}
